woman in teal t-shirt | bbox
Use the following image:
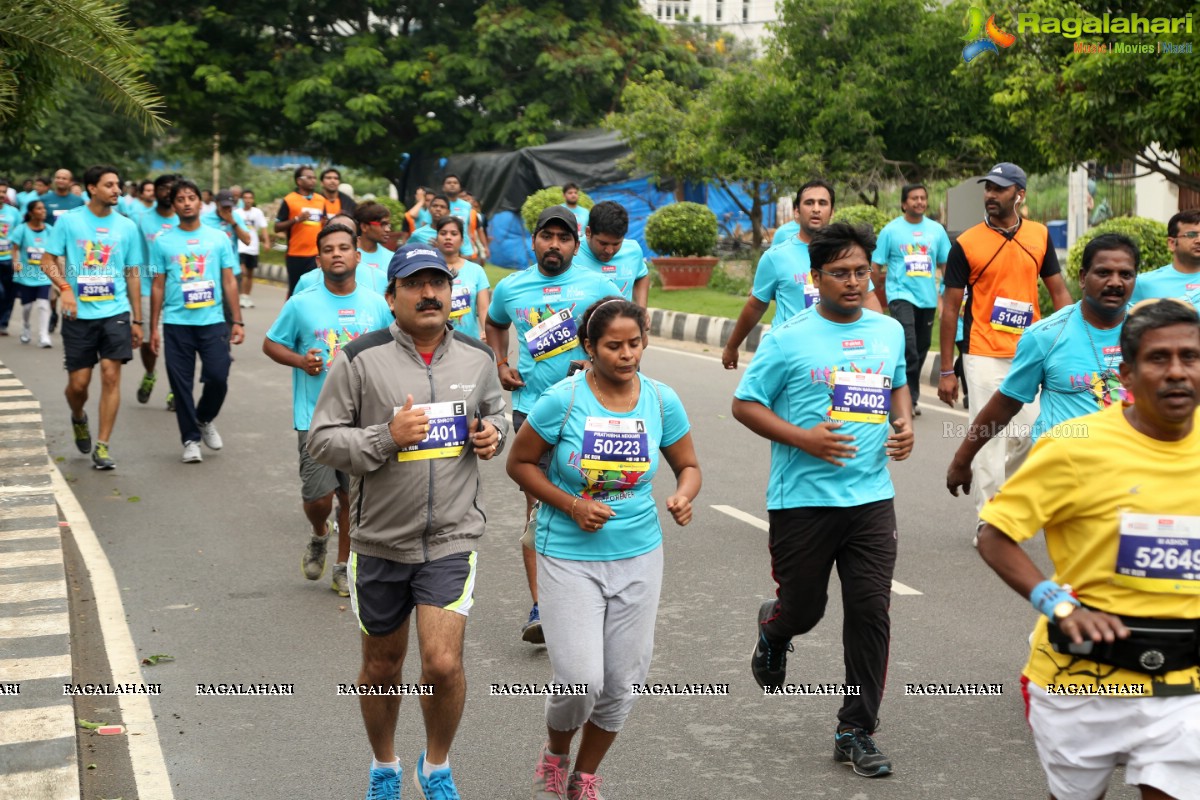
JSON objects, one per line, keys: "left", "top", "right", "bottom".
{"left": 11, "top": 200, "right": 54, "bottom": 346}
{"left": 435, "top": 215, "right": 490, "bottom": 341}
{"left": 508, "top": 296, "right": 702, "bottom": 800}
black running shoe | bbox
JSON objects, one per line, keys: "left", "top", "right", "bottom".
{"left": 71, "top": 415, "right": 92, "bottom": 454}
{"left": 751, "top": 599, "right": 792, "bottom": 690}
{"left": 834, "top": 728, "right": 893, "bottom": 777}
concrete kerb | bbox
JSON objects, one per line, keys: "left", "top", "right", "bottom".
{"left": 255, "top": 260, "right": 775, "bottom": 355}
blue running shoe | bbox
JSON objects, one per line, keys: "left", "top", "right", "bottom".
{"left": 522, "top": 602, "right": 545, "bottom": 644}
{"left": 413, "top": 753, "right": 461, "bottom": 800}
{"left": 366, "top": 765, "right": 401, "bottom": 800}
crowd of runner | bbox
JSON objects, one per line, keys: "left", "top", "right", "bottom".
{"left": 1, "top": 161, "right": 1197, "bottom": 800}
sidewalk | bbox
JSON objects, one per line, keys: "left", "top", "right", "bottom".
{"left": 0, "top": 358, "right": 78, "bottom": 800}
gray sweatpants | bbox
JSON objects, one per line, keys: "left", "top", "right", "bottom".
{"left": 537, "top": 546, "right": 663, "bottom": 733}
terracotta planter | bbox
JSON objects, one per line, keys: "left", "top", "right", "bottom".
{"left": 653, "top": 256, "right": 719, "bottom": 291}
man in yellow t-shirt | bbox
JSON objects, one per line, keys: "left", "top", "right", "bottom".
{"left": 978, "top": 297, "right": 1200, "bottom": 800}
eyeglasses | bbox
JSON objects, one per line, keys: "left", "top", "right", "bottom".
{"left": 1171, "top": 231, "right": 1200, "bottom": 240}
{"left": 366, "top": 220, "right": 392, "bottom": 228}
{"left": 817, "top": 268, "right": 871, "bottom": 283}
{"left": 398, "top": 276, "right": 449, "bottom": 291}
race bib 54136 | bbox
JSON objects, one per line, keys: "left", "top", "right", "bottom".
{"left": 524, "top": 309, "right": 579, "bottom": 361}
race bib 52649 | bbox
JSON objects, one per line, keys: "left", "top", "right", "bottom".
{"left": 829, "top": 371, "right": 891, "bottom": 424}
{"left": 396, "top": 401, "right": 468, "bottom": 462}
{"left": 1114, "top": 513, "right": 1200, "bottom": 594}
{"left": 524, "top": 309, "right": 579, "bottom": 361}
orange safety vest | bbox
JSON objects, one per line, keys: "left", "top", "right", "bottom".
{"left": 958, "top": 219, "right": 1051, "bottom": 358}
{"left": 283, "top": 192, "right": 329, "bottom": 257}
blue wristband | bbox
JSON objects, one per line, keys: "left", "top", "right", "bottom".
{"left": 1029, "top": 580, "right": 1079, "bottom": 619}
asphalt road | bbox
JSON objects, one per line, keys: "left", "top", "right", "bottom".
{"left": 0, "top": 282, "right": 1140, "bottom": 800}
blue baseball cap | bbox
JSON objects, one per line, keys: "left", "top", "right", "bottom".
{"left": 387, "top": 243, "right": 453, "bottom": 282}
{"left": 978, "top": 162, "right": 1027, "bottom": 190}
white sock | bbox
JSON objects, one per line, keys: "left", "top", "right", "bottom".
{"left": 371, "top": 757, "right": 399, "bottom": 773}
{"left": 422, "top": 755, "right": 448, "bottom": 777}
{"left": 35, "top": 299, "right": 51, "bottom": 338}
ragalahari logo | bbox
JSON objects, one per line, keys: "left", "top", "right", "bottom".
{"left": 963, "top": 8, "right": 1017, "bottom": 62}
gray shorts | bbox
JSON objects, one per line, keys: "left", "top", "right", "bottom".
{"left": 513, "top": 410, "right": 552, "bottom": 549}
{"left": 350, "top": 551, "right": 477, "bottom": 636}
{"left": 297, "top": 429, "right": 349, "bottom": 502}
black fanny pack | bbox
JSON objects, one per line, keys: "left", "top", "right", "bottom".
{"left": 1047, "top": 611, "right": 1200, "bottom": 676}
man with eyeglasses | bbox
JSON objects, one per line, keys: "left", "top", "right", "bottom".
{"left": 946, "top": 233, "right": 1138, "bottom": 499}
{"left": 1129, "top": 209, "right": 1200, "bottom": 307}
{"left": 485, "top": 206, "right": 620, "bottom": 645}
{"left": 938, "top": 162, "right": 1073, "bottom": 542}
{"left": 733, "top": 222, "right": 912, "bottom": 779}
{"left": 307, "top": 242, "right": 507, "bottom": 800}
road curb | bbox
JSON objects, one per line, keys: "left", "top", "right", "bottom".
{"left": 255, "top": 261, "right": 774, "bottom": 354}
{"left": 0, "top": 358, "right": 79, "bottom": 800}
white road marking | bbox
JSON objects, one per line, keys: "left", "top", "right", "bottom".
{"left": 710, "top": 504, "right": 924, "bottom": 596}
{"left": 0, "top": 654, "right": 72, "bottom": 681}
{"left": 49, "top": 466, "right": 175, "bottom": 800}
{"left": 0, "top": 705, "right": 74, "bottom": 747}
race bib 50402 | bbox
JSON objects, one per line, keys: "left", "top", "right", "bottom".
{"left": 829, "top": 371, "right": 891, "bottom": 424}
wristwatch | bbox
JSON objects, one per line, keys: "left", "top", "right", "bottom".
{"left": 1053, "top": 600, "right": 1078, "bottom": 622}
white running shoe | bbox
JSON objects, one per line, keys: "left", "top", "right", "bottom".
{"left": 182, "top": 440, "right": 203, "bottom": 463}
{"left": 243, "top": 295, "right": 255, "bottom": 308}
{"left": 199, "top": 421, "right": 223, "bottom": 450}
{"left": 19, "top": 327, "right": 31, "bottom": 344}
{"left": 238, "top": 294, "right": 249, "bottom": 308}
{"left": 38, "top": 334, "right": 52, "bottom": 348}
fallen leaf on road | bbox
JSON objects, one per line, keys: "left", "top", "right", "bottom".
{"left": 86, "top": 763, "right": 97, "bottom": 770}
{"left": 338, "top": 605, "right": 347, "bottom": 612}
{"left": 127, "top": 496, "right": 140, "bottom": 503}
{"left": 78, "top": 719, "right": 104, "bottom": 730}
{"left": 141, "top": 654, "right": 174, "bottom": 666}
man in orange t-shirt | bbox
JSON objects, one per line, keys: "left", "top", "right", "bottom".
{"left": 275, "top": 165, "right": 328, "bottom": 296}
{"left": 937, "top": 162, "right": 1073, "bottom": 534}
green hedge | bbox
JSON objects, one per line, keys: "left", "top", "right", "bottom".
{"left": 831, "top": 204, "right": 891, "bottom": 235}
{"left": 1065, "top": 216, "right": 1170, "bottom": 282}
{"left": 645, "top": 202, "right": 718, "bottom": 257}
{"left": 520, "top": 187, "right": 593, "bottom": 233}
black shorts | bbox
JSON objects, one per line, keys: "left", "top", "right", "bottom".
{"left": 239, "top": 253, "right": 259, "bottom": 272}
{"left": 61, "top": 312, "right": 133, "bottom": 372}
{"left": 286, "top": 255, "right": 318, "bottom": 297}
{"left": 349, "top": 551, "right": 477, "bottom": 636}
{"left": 15, "top": 284, "right": 52, "bottom": 304}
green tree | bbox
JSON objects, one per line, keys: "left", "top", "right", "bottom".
{"left": 0, "top": 0, "right": 165, "bottom": 148}
{"left": 985, "top": 0, "right": 1200, "bottom": 193}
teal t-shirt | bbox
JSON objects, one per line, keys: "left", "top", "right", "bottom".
{"left": 734, "top": 308, "right": 907, "bottom": 509}
{"left": 871, "top": 216, "right": 951, "bottom": 309}
{"left": 1128, "top": 264, "right": 1200, "bottom": 308}
{"left": 574, "top": 237, "right": 648, "bottom": 301}
{"left": 488, "top": 266, "right": 621, "bottom": 414}
{"left": 357, "top": 243, "right": 395, "bottom": 276}
{"left": 294, "top": 258, "right": 390, "bottom": 296}
{"left": 199, "top": 209, "right": 244, "bottom": 276}
{"left": 0, "top": 204, "right": 21, "bottom": 262}
{"left": 40, "top": 192, "right": 85, "bottom": 225}
{"left": 11, "top": 224, "right": 51, "bottom": 287}
{"left": 449, "top": 261, "right": 491, "bottom": 339}
{"left": 150, "top": 226, "right": 236, "bottom": 326}
{"left": 408, "top": 224, "right": 473, "bottom": 257}
{"left": 137, "top": 208, "right": 179, "bottom": 297}
{"left": 567, "top": 205, "right": 589, "bottom": 236}
{"left": 266, "top": 284, "right": 393, "bottom": 430}
{"left": 772, "top": 220, "right": 799, "bottom": 246}
{"left": 999, "top": 303, "right": 1128, "bottom": 441}
{"left": 46, "top": 207, "right": 141, "bottom": 319}
{"left": 528, "top": 372, "right": 690, "bottom": 561}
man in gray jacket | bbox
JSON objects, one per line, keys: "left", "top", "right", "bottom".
{"left": 308, "top": 242, "right": 508, "bottom": 800}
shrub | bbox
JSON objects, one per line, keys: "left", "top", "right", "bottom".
{"left": 372, "top": 196, "right": 407, "bottom": 224}
{"left": 520, "top": 187, "right": 593, "bottom": 233}
{"left": 831, "top": 204, "right": 891, "bottom": 234}
{"left": 1065, "top": 216, "right": 1170, "bottom": 282}
{"left": 645, "top": 202, "right": 718, "bottom": 257}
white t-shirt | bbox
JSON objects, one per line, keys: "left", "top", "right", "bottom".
{"left": 238, "top": 206, "right": 267, "bottom": 255}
